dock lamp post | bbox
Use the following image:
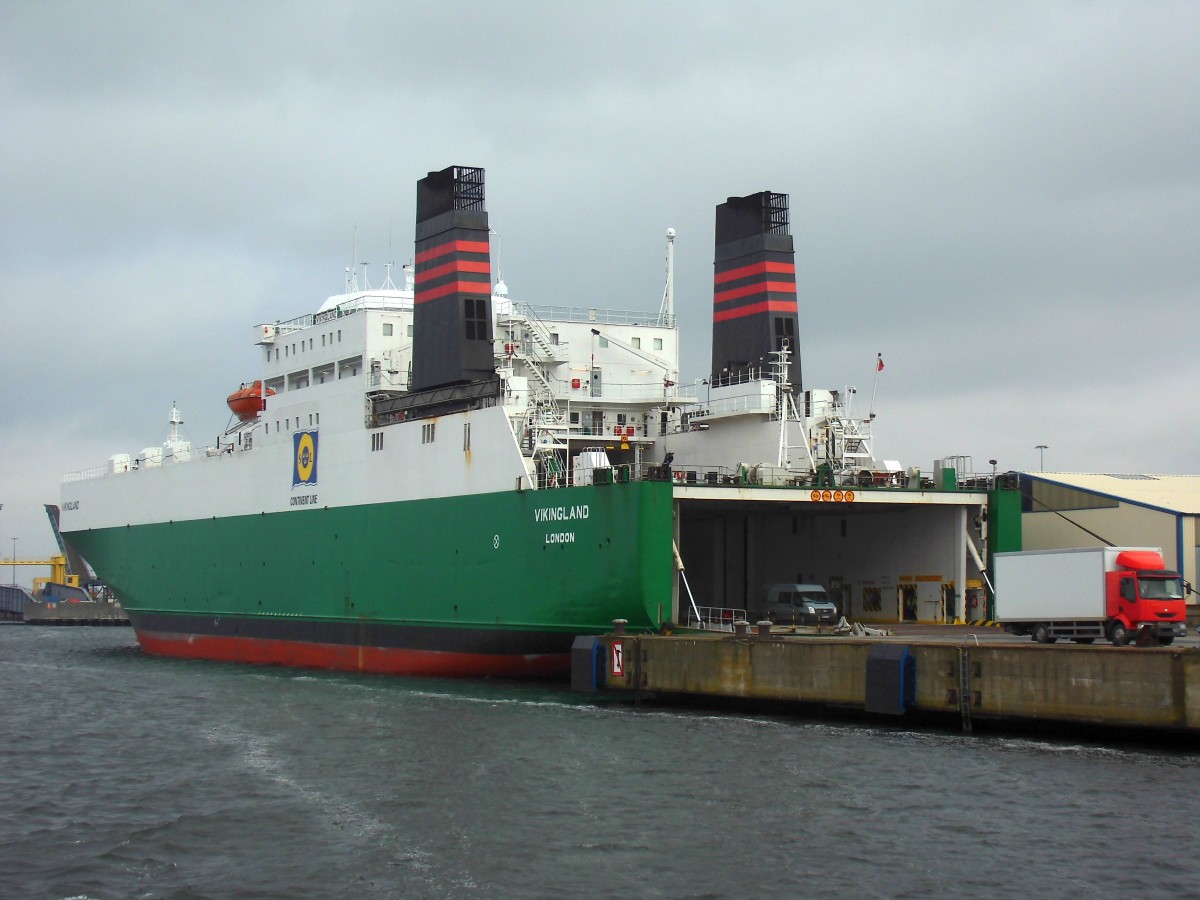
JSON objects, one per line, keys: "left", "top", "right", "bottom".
{"left": 1036, "top": 444, "right": 1048, "bottom": 472}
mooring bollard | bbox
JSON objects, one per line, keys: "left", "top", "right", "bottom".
{"left": 734, "top": 619, "right": 749, "bottom": 637}
{"left": 756, "top": 620, "right": 772, "bottom": 638}
{"left": 613, "top": 618, "right": 628, "bottom": 636}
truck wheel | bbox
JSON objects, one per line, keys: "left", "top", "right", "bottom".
{"left": 1032, "top": 623, "right": 1055, "bottom": 644}
{"left": 1110, "top": 622, "right": 1130, "bottom": 646}
{"left": 1159, "top": 635, "right": 1175, "bottom": 646}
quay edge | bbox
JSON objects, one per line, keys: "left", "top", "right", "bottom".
{"left": 23, "top": 600, "right": 130, "bottom": 626}
{"left": 586, "top": 632, "right": 1200, "bottom": 735}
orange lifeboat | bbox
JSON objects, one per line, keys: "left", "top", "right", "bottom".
{"left": 226, "top": 380, "right": 275, "bottom": 422}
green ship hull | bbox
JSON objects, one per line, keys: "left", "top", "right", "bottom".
{"left": 66, "top": 480, "right": 676, "bottom": 677}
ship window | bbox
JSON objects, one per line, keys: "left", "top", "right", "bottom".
{"left": 773, "top": 316, "right": 795, "bottom": 352}
{"left": 371, "top": 432, "right": 384, "bottom": 451}
{"left": 322, "top": 334, "right": 326, "bottom": 346}
{"left": 550, "top": 332, "right": 559, "bottom": 345}
{"left": 308, "top": 414, "right": 313, "bottom": 426}
{"left": 653, "top": 338, "right": 663, "bottom": 350}
{"left": 463, "top": 423, "right": 471, "bottom": 451}
{"left": 464, "top": 297, "right": 488, "bottom": 341}
{"left": 383, "top": 323, "right": 393, "bottom": 336}
{"left": 285, "top": 345, "right": 289, "bottom": 357}
{"left": 407, "top": 324, "right": 413, "bottom": 337}
{"left": 315, "top": 413, "right": 319, "bottom": 425}
{"left": 570, "top": 411, "right": 579, "bottom": 424}
{"left": 632, "top": 337, "right": 641, "bottom": 349}
{"left": 422, "top": 422, "right": 436, "bottom": 444}
{"left": 265, "top": 423, "right": 269, "bottom": 434}
{"left": 338, "top": 329, "right": 342, "bottom": 342}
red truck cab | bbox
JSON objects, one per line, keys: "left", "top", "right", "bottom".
{"left": 1104, "top": 550, "right": 1188, "bottom": 645}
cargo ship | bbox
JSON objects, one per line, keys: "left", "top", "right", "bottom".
{"left": 60, "top": 165, "right": 896, "bottom": 676}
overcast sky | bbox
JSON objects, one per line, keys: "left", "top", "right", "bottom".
{"left": 2, "top": 2, "right": 1198, "bottom": 577}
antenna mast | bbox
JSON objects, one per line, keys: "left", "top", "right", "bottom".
{"left": 490, "top": 228, "right": 503, "bottom": 285}
{"left": 658, "top": 228, "right": 675, "bottom": 325}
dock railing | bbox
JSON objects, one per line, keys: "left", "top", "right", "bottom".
{"left": 686, "top": 606, "right": 749, "bottom": 632}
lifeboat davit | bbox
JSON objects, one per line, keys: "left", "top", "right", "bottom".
{"left": 226, "top": 380, "right": 275, "bottom": 422}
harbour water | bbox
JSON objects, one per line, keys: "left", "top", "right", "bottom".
{"left": 3, "top": 626, "right": 1199, "bottom": 898}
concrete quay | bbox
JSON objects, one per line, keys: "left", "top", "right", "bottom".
{"left": 23, "top": 600, "right": 130, "bottom": 626}
{"left": 589, "top": 624, "right": 1200, "bottom": 736}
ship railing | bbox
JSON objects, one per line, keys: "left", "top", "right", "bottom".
{"left": 688, "top": 392, "right": 775, "bottom": 420}
{"left": 685, "top": 606, "right": 749, "bottom": 632}
{"left": 525, "top": 378, "right": 696, "bottom": 406}
{"left": 368, "top": 369, "right": 408, "bottom": 391}
{"left": 505, "top": 303, "right": 568, "bottom": 361}
{"left": 640, "top": 462, "right": 798, "bottom": 487}
{"left": 524, "top": 303, "right": 675, "bottom": 328}
{"left": 583, "top": 382, "right": 689, "bottom": 403}
{"left": 62, "top": 465, "right": 109, "bottom": 483}
{"left": 637, "top": 461, "right": 918, "bottom": 490}
{"left": 274, "top": 304, "right": 366, "bottom": 334}
{"left": 708, "top": 366, "right": 771, "bottom": 388}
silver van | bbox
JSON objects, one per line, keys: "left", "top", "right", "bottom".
{"left": 763, "top": 584, "right": 837, "bottom": 625}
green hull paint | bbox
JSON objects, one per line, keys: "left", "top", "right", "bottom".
{"left": 66, "top": 480, "right": 676, "bottom": 635}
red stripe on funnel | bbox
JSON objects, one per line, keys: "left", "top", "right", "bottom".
{"left": 712, "top": 299, "right": 798, "bottom": 322}
{"left": 714, "top": 260, "right": 795, "bottom": 285}
{"left": 415, "top": 239, "right": 491, "bottom": 264}
{"left": 714, "top": 280, "right": 797, "bottom": 304}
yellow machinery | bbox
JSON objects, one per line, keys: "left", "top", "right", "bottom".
{"left": 0, "top": 555, "right": 80, "bottom": 593}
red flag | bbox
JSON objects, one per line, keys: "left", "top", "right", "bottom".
{"left": 876, "top": 354, "right": 885, "bottom": 372}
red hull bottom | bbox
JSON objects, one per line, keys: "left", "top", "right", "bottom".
{"left": 136, "top": 630, "right": 571, "bottom": 678}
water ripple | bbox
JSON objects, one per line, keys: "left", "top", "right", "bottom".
{"left": 2, "top": 628, "right": 1199, "bottom": 898}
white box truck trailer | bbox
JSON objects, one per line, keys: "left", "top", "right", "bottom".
{"left": 994, "top": 547, "right": 1188, "bottom": 646}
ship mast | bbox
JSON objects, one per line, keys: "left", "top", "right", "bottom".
{"left": 658, "top": 228, "right": 678, "bottom": 388}
{"left": 657, "top": 228, "right": 675, "bottom": 326}
{"left": 168, "top": 402, "right": 182, "bottom": 447}
{"left": 771, "top": 343, "right": 815, "bottom": 472}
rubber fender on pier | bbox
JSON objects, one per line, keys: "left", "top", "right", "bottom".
{"left": 864, "top": 644, "right": 915, "bottom": 715}
{"left": 570, "top": 635, "right": 607, "bottom": 692}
